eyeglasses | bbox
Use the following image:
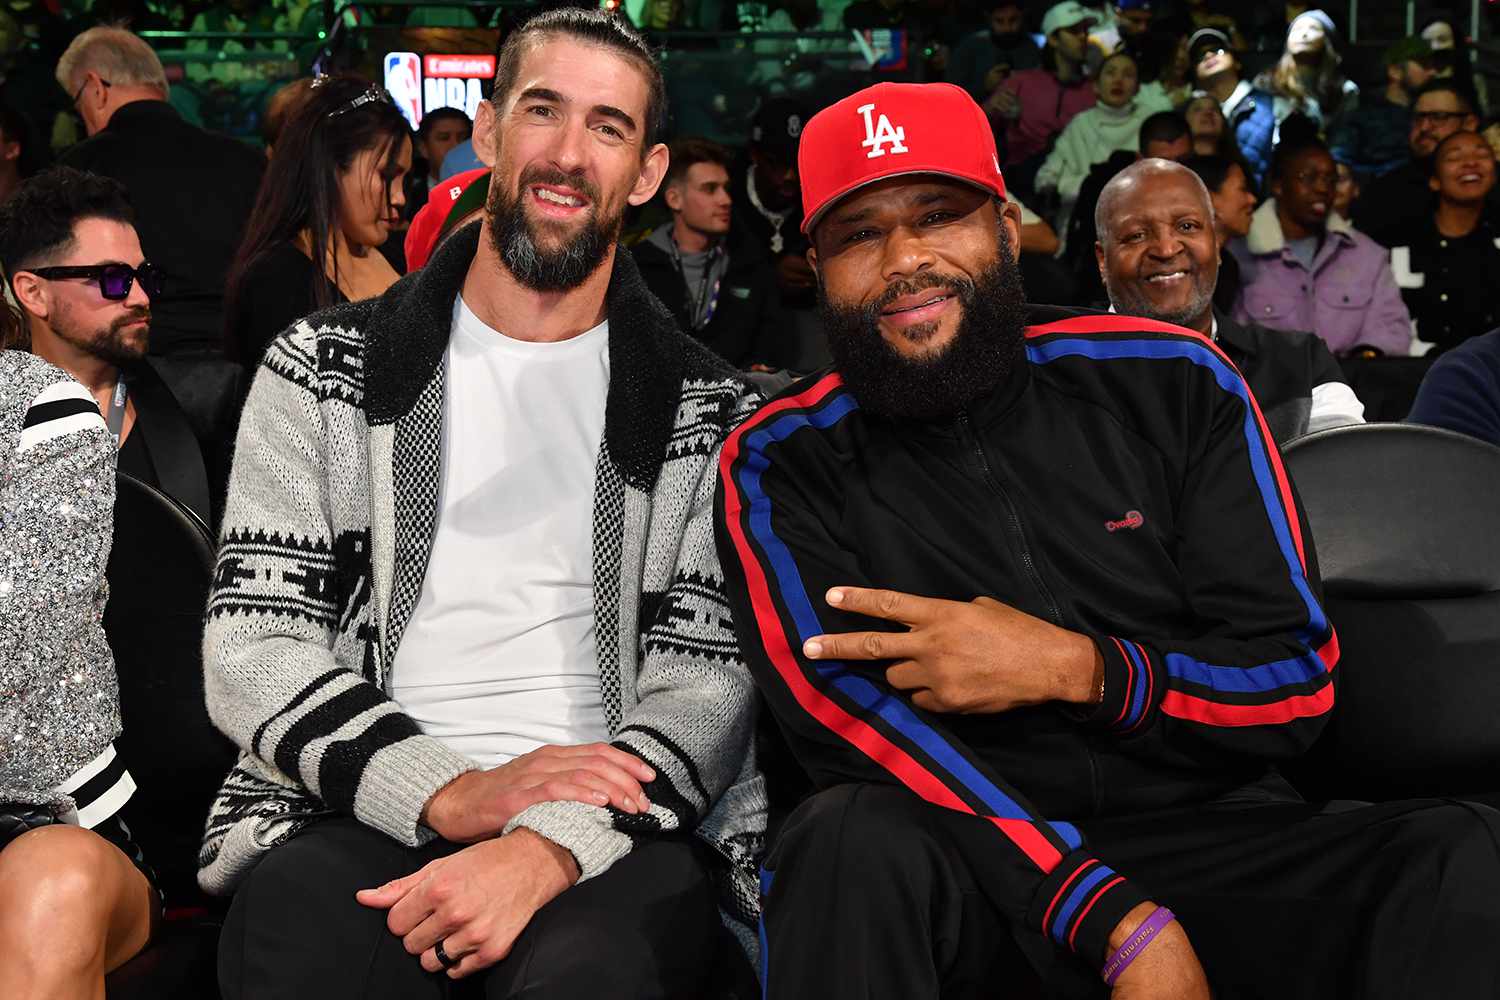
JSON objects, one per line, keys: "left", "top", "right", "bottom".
{"left": 1412, "top": 110, "right": 1468, "bottom": 126}
{"left": 1195, "top": 46, "right": 1228, "bottom": 61}
{"left": 23, "top": 262, "right": 164, "bottom": 301}
{"left": 71, "top": 75, "right": 111, "bottom": 107}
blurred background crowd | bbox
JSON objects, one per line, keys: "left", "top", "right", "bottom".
{"left": 2, "top": 0, "right": 1500, "bottom": 498}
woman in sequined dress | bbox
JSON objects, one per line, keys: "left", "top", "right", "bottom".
{"left": 0, "top": 339, "right": 159, "bottom": 994}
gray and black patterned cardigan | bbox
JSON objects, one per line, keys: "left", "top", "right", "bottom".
{"left": 198, "top": 225, "right": 768, "bottom": 944}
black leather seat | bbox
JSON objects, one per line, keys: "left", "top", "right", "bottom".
{"left": 1280, "top": 423, "right": 1500, "bottom": 803}
{"left": 103, "top": 472, "right": 233, "bottom": 998}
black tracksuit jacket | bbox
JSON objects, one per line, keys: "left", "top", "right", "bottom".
{"left": 716, "top": 306, "right": 1339, "bottom": 967}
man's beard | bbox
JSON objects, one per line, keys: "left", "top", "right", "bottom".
{"left": 52, "top": 302, "right": 150, "bottom": 368}
{"left": 1103, "top": 260, "right": 1216, "bottom": 329}
{"left": 819, "top": 237, "right": 1028, "bottom": 423}
{"left": 487, "top": 166, "right": 618, "bottom": 292}
{"left": 991, "top": 29, "right": 1024, "bottom": 47}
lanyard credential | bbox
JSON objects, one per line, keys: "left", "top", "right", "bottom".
{"left": 104, "top": 378, "right": 128, "bottom": 446}
{"left": 668, "top": 239, "right": 724, "bottom": 331}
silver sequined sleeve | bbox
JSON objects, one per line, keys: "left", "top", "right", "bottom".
{"left": 0, "top": 351, "right": 121, "bottom": 807}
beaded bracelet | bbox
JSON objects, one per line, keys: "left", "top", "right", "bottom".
{"left": 1101, "top": 906, "right": 1176, "bottom": 986}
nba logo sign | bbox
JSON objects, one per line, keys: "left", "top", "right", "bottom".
{"left": 384, "top": 52, "right": 423, "bottom": 129}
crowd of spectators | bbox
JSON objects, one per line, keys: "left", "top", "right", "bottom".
{"left": 7, "top": 3, "right": 1500, "bottom": 371}
{"left": 4, "top": 2, "right": 1500, "bottom": 997}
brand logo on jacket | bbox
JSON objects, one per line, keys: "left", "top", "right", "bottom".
{"left": 857, "top": 103, "right": 908, "bottom": 159}
{"left": 1105, "top": 510, "right": 1144, "bottom": 533}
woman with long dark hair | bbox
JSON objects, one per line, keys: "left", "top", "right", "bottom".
{"left": 223, "top": 75, "right": 412, "bottom": 368}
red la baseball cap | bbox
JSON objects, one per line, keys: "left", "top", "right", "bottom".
{"left": 798, "top": 82, "right": 1007, "bottom": 236}
{"left": 405, "top": 168, "right": 490, "bottom": 271}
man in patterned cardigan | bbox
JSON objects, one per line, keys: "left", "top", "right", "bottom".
{"left": 200, "top": 10, "right": 766, "bottom": 998}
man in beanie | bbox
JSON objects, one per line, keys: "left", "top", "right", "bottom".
{"left": 717, "top": 81, "right": 1500, "bottom": 997}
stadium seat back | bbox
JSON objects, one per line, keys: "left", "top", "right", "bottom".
{"left": 104, "top": 472, "right": 235, "bottom": 904}
{"left": 1281, "top": 424, "right": 1500, "bottom": 801}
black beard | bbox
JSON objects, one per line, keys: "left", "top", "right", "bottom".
{"left": 819, "top": 238, "right": 1028, "bottom": 423}
{"left": 487, "top": 166, "right": 617, "bottom": 292}
{"left": 56, "top": 308, "right": 150, "bottom": 368}
{"left": 990, "top": 29, "right": 1024, "bottom": 47}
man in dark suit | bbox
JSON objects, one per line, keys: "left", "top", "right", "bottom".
{"left": 0, "top": 167, "right": 212, "bottom": 524}
{"left": 1098, "top": 158, "right": 1365, "bottom": 443}
{"left": 55, "top": 25, "right": 263, "bottom": 448}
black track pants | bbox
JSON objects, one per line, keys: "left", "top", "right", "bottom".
{"left": 760, "top": 784, "right": 1500, "bottom": 999}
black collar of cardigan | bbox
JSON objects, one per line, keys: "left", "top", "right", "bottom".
{"left": 362, "top": 220, "right": 686, "bottom": 492}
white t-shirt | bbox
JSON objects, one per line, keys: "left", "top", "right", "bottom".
{"left": 390, "top": 296, "right": 612, "bottom": 768}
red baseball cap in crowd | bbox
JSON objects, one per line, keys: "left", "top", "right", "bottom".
{"left": 798, "top": 82, "right": 1007, "bottom": 236}
{"left": 405, "top": 168, "right": 490, "bottom": 271}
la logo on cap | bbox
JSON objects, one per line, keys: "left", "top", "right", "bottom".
{"left": 857, "top": 102, "right": 907, "bottom": 160}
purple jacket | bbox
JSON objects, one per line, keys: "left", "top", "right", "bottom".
{"left": 1229, "top": 200, "right": 1412, "bottom": 357}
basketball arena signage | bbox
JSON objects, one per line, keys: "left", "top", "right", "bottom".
{"left": 384, "top": 52, "right": 497, "bottom": 128}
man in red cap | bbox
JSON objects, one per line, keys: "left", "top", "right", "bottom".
{"left": 717, "top": 81, "right": 1500, "bottom": 998}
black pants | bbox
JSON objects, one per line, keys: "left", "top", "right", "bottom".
{"left": 761, "top": 784, "right": 1500, "bottom": 999}
{"left": 220, "top": 819, "right": 722, "bottom": 999}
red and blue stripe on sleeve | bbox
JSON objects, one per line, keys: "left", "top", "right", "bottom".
{"left": 719, "top": 372, "right": 1146, "bottom": 962}
{"left": 1026, "top": 316, "right": 1338, "bottom": 741}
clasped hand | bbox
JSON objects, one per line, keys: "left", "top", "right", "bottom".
{"left": 421, "top": 741, "right": 656, "bottom": 844}
{"left": 802, "top": 586, "right": 1102, "bottom": 713}
{"left": 356, "top": 828, "right": 577, "bottom": 979}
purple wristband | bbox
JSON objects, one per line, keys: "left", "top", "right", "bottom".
{"left": 1101, "top": 906, "right": 1175, "bottom": 986}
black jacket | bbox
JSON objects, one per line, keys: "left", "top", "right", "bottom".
{"left": 1384, "top": 210, "right": 1500, "bottom": 355}
{"left": 1216, "top": 311, "right": 1347, "bottom": 444}
{"left": 631, "top": 235, "right": 777, "bottom": 368}
{"left": 1348, "top": 158, "right": 1500, "bottom": 250}
{"left": 717, "top": 306, "right": 1336, "bottom": 968}
{"left": 121, "top": 359, "right": 212, "bottom": 526}
{"left": 61, "top": 101, "right": 265, "bottom": 356}
{"left": 226, "top": 242, "right": 346, "bottom": 369}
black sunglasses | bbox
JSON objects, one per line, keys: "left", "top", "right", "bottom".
{"left": 24, "top": 262, "right": 164, "bottom": 301}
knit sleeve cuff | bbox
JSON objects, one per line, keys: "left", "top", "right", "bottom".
{"left": 505, "top": 799, "right": 632, "bottom": 883}
{"left": 354, "top": 735, "right": 477, "bottom": 847}
{"left": 1071, "top": 635, "right": 1157, "bottom": 735}
{"left": 1029, "top": 849, "right": 1152, "bottom": 970}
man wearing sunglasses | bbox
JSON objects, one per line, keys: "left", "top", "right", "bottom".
{"left": 1354, "top": 79, "right": 1487, "bottom": 246}
{"left": 54, "top": 25, "right": 264, "bottom": 461}
{"left": 0, "top": 166, "right": 211, "bottom": 524}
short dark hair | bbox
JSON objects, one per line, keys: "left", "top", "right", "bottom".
{"left": 417, "top": 106, "right": 471, "bottom": 140}
{"left": 1411, "top": 78, "right": 1477, "bottom": 116}
{"left": 0, "top": 166, "right": 134, "bottom": 287}
{"left": 664, "top": 137, "right": 731, "bottom": 187}
{"left": 1270, "top": 135, "right": 1332, "bottom": 182}
{"left": 1139, "top": 111, "right": 1189, "bottom": 150}
{"left": 490, "top": 7, "right": 666, "bottom": 152}
{"left": 1181, "top": 152, "right": 1249, "bottom": 194}
{"left": 1429, "top": 129, "right": 1489, "bottom": 176}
